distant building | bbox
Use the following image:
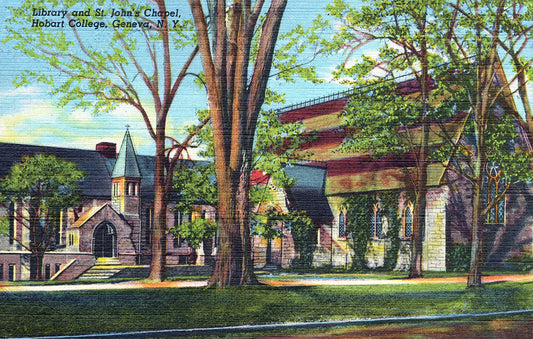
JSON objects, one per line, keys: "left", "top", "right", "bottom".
{"left": 0, "top": 130, "right": 215, "bottom": 281}
{"left": 268, "top": 66, "right": 533, "bottom": 271}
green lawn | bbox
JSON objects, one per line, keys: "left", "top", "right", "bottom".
{"left": 1, "top": 281, "right": 532, "bottom": 337}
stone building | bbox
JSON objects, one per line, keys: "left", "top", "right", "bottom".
{"left": 0, "top": 130, "right": 215, "bottom": 281}
{"left": 268, "top": 69, "right": 533, "bottom": 271}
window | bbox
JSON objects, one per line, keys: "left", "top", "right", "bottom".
{"left": 0, "top": 264, "right": 3, "bottom": 281}
{"left": 126, "top": 182, "right": 138, "bottom": 196}
{"left": 483, "top": 163, "right": 506, "bottom": 224}
{"left": 403, "top": 203, "right": 413, "bottom": 239}
{"left": 338, "top": 212, "right": 346, "bottom": 238}
{"left": 45, "top": 264, "right": 51, "bottom": 280}
{"left": 112, "top": 183, "right": 119, "bottom": 196}
{"left": 8, "top": 202, "right": 14, "bottom": 245}
{"left": 371, "top": 202, "right": 383, "bottom": 239}
{"left": 8, "top": 264, "right": 15, "bottom": 281}
{"left": 55, "top": 263, "right": 61, "bottom": 275}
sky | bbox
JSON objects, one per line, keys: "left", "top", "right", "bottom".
{"left": 0, "top": 1, "right": 531, "bottom": 157}
{"left": 0, "top": 0, "right": 348, "bottom": 156}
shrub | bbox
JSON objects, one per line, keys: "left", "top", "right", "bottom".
{"left": 505, "top": 247, "right": 533, "bottom": 272}
{"left": 446, "top": 243, "right": 471, "bottom": 272}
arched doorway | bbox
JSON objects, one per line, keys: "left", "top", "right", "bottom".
{"left": 93, "top": 222, "right": 117, "bottom": 258}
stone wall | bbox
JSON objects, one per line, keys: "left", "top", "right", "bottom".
{"left": 423, "top": 186, "right": 448, "bottom": 271}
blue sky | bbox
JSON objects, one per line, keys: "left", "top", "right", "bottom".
{"left": 1, "top": 1, "right": 531, "bottom": 157}
{"left": 0, "top": 1, "right": 348, "bottom": 156}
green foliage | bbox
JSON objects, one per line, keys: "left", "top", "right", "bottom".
{"left": 169, "top": 218, "right": 218, "bottom": 250}
{"left": 283, "top": 212, "right": 315, "bottom": 268}
{"left": 0, "top": 215, "right": 9, "bottom": 236}
{"left": 446, "top": 243, "right": 472, "bottom": 272}
{"left": 380, "top": 192, "right": 401, "bottom": 271}
{"left": 4, "top": 0, "right": 196, "bottom": 115}
{"left": 188, "top": 89, "right": 316, "bottom": 189}
{"left": 324, "top": 0, "right": 448, "bottom": 83}
{"left": 343, "top": 191, "right": 400, "bottom": 271}
{"left": 340, "top": 80, "right": 421, "bottom": 156}
{"left": 0, "top": 154, "right": 84, "bottom": 211}
{"left": 251, "top": 208, "right": 285, "bottom": 242}
{"left": 505, "top": 247, "right": 533, "bottom": 272}
{"left": 343, "top": 193, "right": 373, "bottom": 271}
{"left": 173, "top": 163, "right": 217, "bottom": 214}
{"left": 0, "top": 154, "right": 84, "bottom": 257}
{"left": 254, "top": 109, "right": 316, "bottom": 187}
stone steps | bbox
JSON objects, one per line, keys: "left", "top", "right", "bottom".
{"left": 77, "top": 257, "right": 123, "bottom": 280}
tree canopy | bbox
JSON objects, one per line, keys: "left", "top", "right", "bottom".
{"left": 0, "top": 154, "right": 85, "bottom": 280}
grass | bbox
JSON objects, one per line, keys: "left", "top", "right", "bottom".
{"left": 1, "top": 280, "right": 532, "bottom": 337}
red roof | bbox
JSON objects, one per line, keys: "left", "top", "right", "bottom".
{"left": 251, "top": 170, "right": 270, "bottom": 186}
{"left": 327, "top": 153, "right": 418, "bottom": 177}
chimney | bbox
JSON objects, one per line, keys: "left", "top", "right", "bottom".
{"left": 96, "top": 142, "right": 117, "bottom": 158}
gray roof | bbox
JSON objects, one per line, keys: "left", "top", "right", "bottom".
{"left": 285, "top": 164, "right": 333, "bottom": 224}
{"left": 112, "top": 130, "right": 142, "bottom": 178}
{"left": 0, "top": 142, "right": 113, "bottom": 198}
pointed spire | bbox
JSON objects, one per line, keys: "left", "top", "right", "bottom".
{"left": 112, "top": 129, "right": 142, "bottom": 178}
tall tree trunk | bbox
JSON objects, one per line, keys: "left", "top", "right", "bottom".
{"left": 210, "top": 164, "right": 245, "bottom": 286}
{"left": 409, "top": 22, "right": 430, "bottom": 278}
{"left": 468, "top": 175, "right": 484, "bottom": 287}
{"left": 237, "top": 149, "right": 259, "bottom": 284}
{"left": 31, "top": 251, "right": 44, "bottom": 281}
{"left": 409, "top": 100, "right": 430, "bottom": 279}
{"left": 189, "top": 0, "right": 287, "bottom": 287}
{"left": 148, "top": 133, "right": 168, "bottom": 281}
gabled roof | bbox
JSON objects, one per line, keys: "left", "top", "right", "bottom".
{"left": 112, "top": 129, "right": 142, "bottom": 178}
{"left": 68, "top": 204, "right": 109, "bottom": 229}
{"left": 0, "top": 142, "right": 113, "bottom": 198}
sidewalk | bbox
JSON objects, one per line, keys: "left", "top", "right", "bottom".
{"left": 1, "top": 274, "right": 532, "bottom": 292}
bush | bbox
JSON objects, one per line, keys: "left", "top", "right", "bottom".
{"left": 446, "top": 243, "right": 471, "bottom": 272}
{"left": 505, "top": 247, "right": 533, "bottom": 272}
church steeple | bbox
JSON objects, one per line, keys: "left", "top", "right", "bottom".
{"left": 111, "top": 129, "right": 142, "bottom": 216}
{"left": 112, "top": 128, "right": 141, "bottom": 179}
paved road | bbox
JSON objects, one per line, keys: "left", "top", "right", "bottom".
{"left": 15, "top": 309, "right": 533, "bottom": 338}
{"left": 1, "top": 273, "right": 532, "bottom": 292}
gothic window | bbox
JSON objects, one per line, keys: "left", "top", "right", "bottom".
{"left": 338, "top": 212, "right": 346, "bottom": 238}
{"left": 372, "top": 202, "right": 383, "bottom": 239}
{"left": 403, "top": 203, "right": 413, "bottom": 239}
{"left": 483, "top": 163, "right": 506, "bottom": 224}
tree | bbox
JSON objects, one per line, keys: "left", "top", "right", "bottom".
{"left": 187, "top": 0, "right": 291, "bottom": 286}
{"left": 443, "top": 0, "right": 533, "bottom": 287}
{"left": 169, "top": 218, "right": 218, "bottom": 264}
{"left": 173, "top": 162, "right": 218, "bottom": 215}
{"left": 187, "top": 0, "right": 327, "bottom": 286}
{"left": 324, "top": 0, "right": 452, "bottom": 277}
{"left": 5, "top": 0, "right": 206, "bottom": 281}
{"left": 0, "top": 154, "right": 84, "bottom": 280}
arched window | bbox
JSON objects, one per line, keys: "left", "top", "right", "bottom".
{"left": 484, "top": 163, "right": 506, "bottom": 224}
{"left": 338, "top": 212, "right": 345, "bottom": 238}
{"left": 403, "top": 203, "right": 413, "bottom": 239}
{"left": 372, "top": 202, "right": 382, "bottom": 239}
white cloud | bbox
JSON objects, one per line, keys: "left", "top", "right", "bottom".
{"left": 0, "top": 85, "right": 42, "bottom": 99}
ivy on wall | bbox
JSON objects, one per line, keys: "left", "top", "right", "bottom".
{"left": 344, "top": 191, "right": 402, "bottom": 271}
{"left": 343, "top": 193, "right": 373, "bottom": 271}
